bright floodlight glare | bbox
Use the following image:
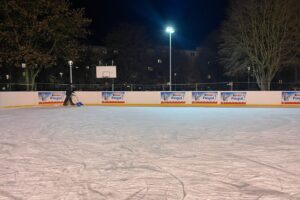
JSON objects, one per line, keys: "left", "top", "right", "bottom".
{"left": 166, "top": 26, "right": 175, "bottom": 34}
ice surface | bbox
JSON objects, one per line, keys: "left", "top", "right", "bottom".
{"left": 0, "top": 107, "right": 300, "bottom": 200}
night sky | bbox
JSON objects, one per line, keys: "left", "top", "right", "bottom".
{"left": 70, "top": 0, "right": 229, "bottom": 49}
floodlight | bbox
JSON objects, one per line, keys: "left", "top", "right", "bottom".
{"left": 166, "top": 26, "right": 175, "bottom": 34}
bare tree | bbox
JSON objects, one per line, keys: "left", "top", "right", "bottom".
{"left": 0, "top": 0, "right": 90, "bottom": 90}
{"left": 219, "top": 0, "right": 300, "bottom": 90}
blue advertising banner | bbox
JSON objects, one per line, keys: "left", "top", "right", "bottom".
{"left": 282, "top": 92, "right": 300, "bottom": 104}
{"left": 38, "top": 91, "right": 66, "bottom": 104}
{"left": 102, "top": 91, "right": 125, "bottom": 103}
{"left": 221, "top": 92, "right": 247, "bottom": 104}
{"left": 161, "top": 92, "right": 186, "bottom": 104}
{"left": 192, "top": 92, "right": 218, "bottom": 104}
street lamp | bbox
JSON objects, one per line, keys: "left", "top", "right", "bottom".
{"left": 68, "top": 60, "right": 73, "bottom": 86}
{"left": 174, "top": 72, "right": 177, "bottom": 91}
{"left": 85, "top": 66, "right": 90, "bottom": 84}
{"left": 247, "top": 66, "right": 251, "bottom": 90}
{"left": 166, "top": 26, "right": 175, "bottom": 91}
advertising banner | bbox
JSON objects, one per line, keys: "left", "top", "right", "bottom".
{"left": 192, "top": 92, "right": 218, "bottom": 104}
{"left": 282, "top": 91, "right": 300, "bottom": 104}
{"left": 161, "top": 92, "right": 186, "bottom": 104}
{"left": 38, "top": 91, "right": 66, "bottom": 104}
{"left": 102, "top": 91, "right": 125, "bottom": 103}
{"left": 221, "top": 92, "right": 247, "bottom": 104}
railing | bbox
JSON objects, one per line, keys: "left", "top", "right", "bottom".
{"left": 0, "top": 82, "right": 299, "bottom": 91}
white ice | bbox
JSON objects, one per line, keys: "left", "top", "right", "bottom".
{"left": 0, "top": 107, "right": 300, "bottom": 200}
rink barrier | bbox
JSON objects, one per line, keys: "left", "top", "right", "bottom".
{"left": 0, "top": 91, "right": 300, "bottom": 108}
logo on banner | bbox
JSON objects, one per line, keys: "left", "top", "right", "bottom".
{"left": 38, "top": 91, "right": 66, "bottom": 104}
{"left": 282, "top": 92, "right": 300, "bottom": 104}
{"left": 102, "top": 91, "right": 125, "bottom": 103}
{"left": 161, "top": 92, "right": 186, "bottom": 104}
{"left": 221, "top": 92, "right": 247, "bottom": 104}
{"left": 192, "top": 92, "right": 218, "bottom": 104}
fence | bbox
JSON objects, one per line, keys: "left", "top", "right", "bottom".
{"left": 0, "top": 82, "right": 299, "bottom": 92}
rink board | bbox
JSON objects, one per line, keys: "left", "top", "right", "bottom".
{"left": 1, "top": 91, "right": 300, "bottom": 108}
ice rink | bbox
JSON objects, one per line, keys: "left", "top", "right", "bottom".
{"left": 0, "top": 106, "right": 300, "bottom": 200}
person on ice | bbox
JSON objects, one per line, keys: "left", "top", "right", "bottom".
{"left": 63, "top": 85, "right": 75, "bottom": 106}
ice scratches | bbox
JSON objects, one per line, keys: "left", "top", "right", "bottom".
{"left": 152, "top": 164, "right": 186, "bottom": 200}
{"left": 228, "top": 153, "right": 300, "bottom": 177}
{"left": 87, "top": 183, "right": 108, "bottom": 199}
{"left": 166, "top": 171, "right": 186, "bottom": 200}
{"left": 119, "top": 145, "right": 134, "bottom": 153}
{"left": 125, "top": 187, "right": 148, "bottom": 200}
{"left": 104, "top": 163, "right": 160, "bottom": 173}
{"left": 0, "top": 142, "right": 16, "bottom": 155}
{"left": 0, "top": 189, "right": 22, "bottom": 200}
{"left": 219, "top": 180, "right": 293, "bottom": 199}
{"left": 85, "top": 183, "right": 123, "bottom": 199}
{"left": 1, "top": 107, "right": 300, "bottom": 199}
{"left": 104, "top": 162, "right": 186, "bottom": 200}
{"left": 243, "top": 186, "right": 295, "bottom": 200}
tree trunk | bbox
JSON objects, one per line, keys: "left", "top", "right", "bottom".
{"left": 25, "top": 68, "right": 30, "bottom": 91}
{"left": 24, "top": 68, "right": 40, "bottom": 91}
{"left": 258, "top": 78, "right": 271, "bottom": 91}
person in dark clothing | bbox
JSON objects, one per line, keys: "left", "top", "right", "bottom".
{"left": 63, "top": 85, "right": 75, "bottom": 106}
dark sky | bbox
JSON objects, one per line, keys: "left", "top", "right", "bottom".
{"left": 70, "top": 0, "right": 229, "bottom": 49}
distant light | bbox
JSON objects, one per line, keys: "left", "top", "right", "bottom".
{"left": 68, "top": 60, "right": 73, "bottom": 66}
{"left": 166, "top": 26, "right": 175, "bottom": 34}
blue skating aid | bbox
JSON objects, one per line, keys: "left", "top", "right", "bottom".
{"left": 76, "top": 102, "right": 84, "bottom": 107}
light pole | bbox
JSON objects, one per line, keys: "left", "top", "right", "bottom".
{"left": 59, "top": 72, "right": 63, "bottom": 90}
{"left": 68, "top": 60, "right": 73, "bottom": 86}
{"left": 21, "top": 63, "right": 27, "bottom": 90}
{"left": 85, "top": 66, "right": 90, "bottom": 84}
{"left": 166, "top": 26, "right": 175, "bottom": 91}
{"left": 174, "top": 72, "right": 177, "bottom": 91}
{"left": 247, "top": 66, "right": 251, "bottom": 90}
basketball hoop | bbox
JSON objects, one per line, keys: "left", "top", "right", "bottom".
{"left": 96, "top": 66, "right": 116, "bottom": 79}
{"left": 102, "top": 71, "right": 110, "bottom": 78}
{"left": 96, "top": 66, "right": 117, "bottom": 91}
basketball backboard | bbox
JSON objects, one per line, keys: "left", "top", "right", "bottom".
{"left": 96, "top": 66, "right": 117, "bottom": 78}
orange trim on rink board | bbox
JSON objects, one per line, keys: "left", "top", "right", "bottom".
{"left": 192, "top": 102, "right": 218, "bottom": 104}
{"left": 161, "top": 101, "right": 186, "bottom": 104}
{"left": 102, "top": 101, "right": 125, "bottom": 103}
{"left": 221, "top": 102, "right": 246, "bottom": 104}
{"left": 1, "top": 103, "right": 300, "bottom": 109}
{"left": 38, "top": 102, "right": 64, "bottom": 104}
{"left": 84, "top": 103, "right": 300, "bottom": 108}
{"left": 282, "top": 102, "right": 300, "bottom": 104}
{"left": 87, "top": 103, "right": 300, "bottom": 108}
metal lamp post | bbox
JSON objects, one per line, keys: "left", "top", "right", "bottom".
{"left": 174, "top": 72, "right": 177, "bottom": 91}
{"left": 67, "top": 60, "right": 74, "bottom": 94}
{"left": 68, "top": 60, "right": 73, "bottom": 87}
{"left": 247, "top": 66, "right": 251, "bottom": 90}
{"left": 166, "top": 26, "right": 175, "bottom": 91}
